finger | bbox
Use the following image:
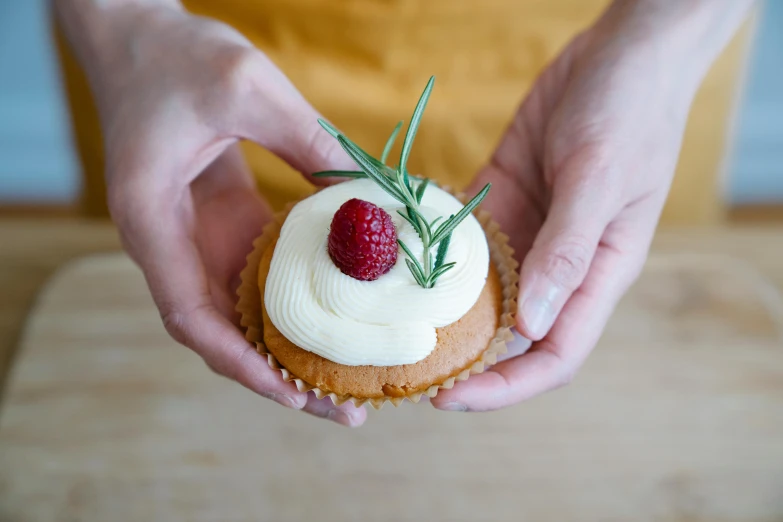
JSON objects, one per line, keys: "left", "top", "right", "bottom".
{"left": 301, "top": 394, "right": 368, "bottom": 427}
{"left": 229, "top": 52, "right": 356, "bottom": 184}
{"left": 494, "top": 329, "right": 533, "bottom": 364}
{"left": 463, "top": 38, "right": 582, "bottom": 253}
{"left": 191, "top": 144, "right": 257, "bottom": 198}
{"left": 190, "top": 146, "right": 273, "bottom": 324}
{"left": 113, "top": 181, "right": 309, "bottom": 411}
{"left": 264, "top": 109, "right": 357, "bottom": 186}
{"left": 432, "top": 242, "right": 638, "bottom": 412}
{"left": 516, "top": 151, "right": 620, "bottom": 340}
{"left": 150, "top": 221, "right": 308, "bottom": 410}
{"left": 468, "top": 155, "right": 544, "bottom": 263}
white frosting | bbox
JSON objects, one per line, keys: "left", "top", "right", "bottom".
{"left": 264, "top": 178, "right": 489, "bottom": 366}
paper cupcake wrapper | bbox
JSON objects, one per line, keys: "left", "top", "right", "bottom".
{"left": 236, "top": 185, "right": 519, "bottom": 410}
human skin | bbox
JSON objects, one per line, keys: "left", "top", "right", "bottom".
{"left": 54, "top": 0, "right": 755, "bottom": 424}
{"left": 431, "top": 0, "right": 756, "bottom": 412}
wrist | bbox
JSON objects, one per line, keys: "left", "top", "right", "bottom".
{"left": 54, "top": 0, "right": 183, "bottom": 82}
{"left": 593, "top": 0, "right": 756, "bottom": 92}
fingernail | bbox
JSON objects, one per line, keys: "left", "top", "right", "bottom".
{"left": 520, "top": 283, "right": 563, "bottom": 339}
{"left": 326, "top": 409, "right": 355, "bottom": 426}
{"left": 267, "top": 393, "right": 299, "bottom": 409}
{"left": 440, "top": 402, "right": 468, "bottom": 412}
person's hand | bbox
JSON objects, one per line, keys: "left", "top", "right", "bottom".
{"left": 55, "top": 1, "right": 366, "bottom": 426}
{"left": 432, "top": 0, "right": 754, "bottom": 412}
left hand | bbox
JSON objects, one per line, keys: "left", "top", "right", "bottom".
{"left": 52, "top": 2, "right": 368, "bottom": 426}
{"left": 431, "top": 0, "right": 753, "bottom": 412}
{"left": 186, "top": 145, "right": 367, "bottom": 426}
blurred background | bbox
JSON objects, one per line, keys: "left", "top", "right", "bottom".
{"left": 1, "top": 0, "right": 782, "bottom": 221}
{"left": 1, "top": 1, "right": 781, "bottom": 520}
{"left": 0, "top": 0, "right": 80, "bottom": 206}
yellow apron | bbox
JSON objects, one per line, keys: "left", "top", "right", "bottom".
{"left": 56, "top": 0, "right": 610, "bottom": 215}
{"left": 56, "top": 0, "right": 749, "bottom": 224}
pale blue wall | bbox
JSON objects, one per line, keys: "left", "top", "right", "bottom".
{"left": 726, "top": 0, "right": 783, "bottom": 205}
{"left": 0, "top": 0, "right": 80, "bottom": 203}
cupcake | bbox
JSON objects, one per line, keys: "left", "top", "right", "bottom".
{"left": 237, "top": 77, "right": 517, "bottom": 408}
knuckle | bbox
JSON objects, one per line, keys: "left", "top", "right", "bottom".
{"left": 203, "top": 359, "right": 222, "bottom": 376}
{"left": 550, "top": 354, "right": 576, "bottom": 389}
{"left": 204, "top": 358, "right": 231, "bottom": 380}
{"left": 554, "top": 142, "right": 622, "bottom": 206}
{"left": 158, "top": 301, "right": 212, "bottom": 351}
{"left": 609, "top": 245, "right": 649, "bottom": 294}
{"left": 540, "top": 237, "right": 593, "bottom": 289}
{"left": 578, "top": 142, "right": 614, "bottom": 174}
{"left": 556, "top": 367, "right": 576, "bottom": 388}
{"left": 107, "top": 176, "right": 148, "bottom": 225}
{"left": 305, "top": 123, "right": 347, "bottom": 171}
{"left": 227, "top": 347, "right": 253, "bottom": 382}
{"left": 201, "top": 46, "right": 271, "bottom": 129}
{"left": 214, "top": 46, "right": 263, "bottom": 100}
{"left": 202, "top": 341, "right": 247, "bottom": 385}
{"left": 105, "top": 183, "right": 156, "bottom": 256}
{"left": 160, "top": 306, "right": 190, "bottom": 346}
{"left": 623, "top": 259, "right": 645, "bottom": 289}
{"left": 539, "top": 346, "right": 576, "bottom": 390}
{"left": 107, "top": 191, "right": 133, "bottom": 233}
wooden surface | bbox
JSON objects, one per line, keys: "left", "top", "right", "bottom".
{"left": 0, "top": 220, "right": 782, "bottom": 521}
{"left": 729, "top": 204, "right": 783, "bottom": 223}
{"left": 0, "top": 219, "right": 120, "bottom": 396}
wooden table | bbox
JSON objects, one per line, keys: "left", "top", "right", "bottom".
{"left": 0, "top": 219, "right": 120, "bottom": 393}
{"left": 1, "top": 219, "right": 782, "bottom": 521}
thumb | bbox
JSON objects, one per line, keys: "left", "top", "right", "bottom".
{"left": 517, "top": 165, "right": 617, "bottom": 340}
{"left": 223, "top": 51, "right": 358, "bottom": 185}
{"left": 237, "top": 85, "right": 357, "bottom": 185}
{"left": 270, "top": 108, "right": 359, "bottom": 186}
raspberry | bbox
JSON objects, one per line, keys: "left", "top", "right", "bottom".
{"left": 327, "top": 198, "right": 398, "bottom": 281}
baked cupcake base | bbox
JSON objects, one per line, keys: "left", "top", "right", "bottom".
{"left": 237, "top": 188, "right": 519, "bottom": 409}
{"left": 259, "top": 237, "right": 503, "bottom": 399}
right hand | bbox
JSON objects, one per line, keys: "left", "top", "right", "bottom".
{"left": 60, "top": 2, "right": 366, "bottom": 426}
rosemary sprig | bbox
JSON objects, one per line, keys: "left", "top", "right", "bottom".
{"left": 434, "top": 230, "right": 452, "bottom": 267}
{"left": 381, "top": 121, "right": 403, "bottom": 164}
{"left": 314, "top": 76, "right": 491, "bottom": 288}
{"left": 312, "top": 120, "right": 404, "bottom": 180}
{"left": 311, "top": 170, "right": 367, "bottom": 179}
{"left": 399, "top": 76, "right": 435, "bottom": 190}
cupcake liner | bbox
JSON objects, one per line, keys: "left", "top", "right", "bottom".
{"left": 236, "top": 185, "right": 519, "bottom": 410}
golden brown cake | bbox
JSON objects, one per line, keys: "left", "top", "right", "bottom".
{"left": 237, "top": 76, "right": 517, "bottom": 408}
{"left": 257, "top": 238, "right": 503, "bottom": 399}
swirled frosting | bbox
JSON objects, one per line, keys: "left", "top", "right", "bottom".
{"left": 264, "top": 178, "right": 489, "bottom": 366}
